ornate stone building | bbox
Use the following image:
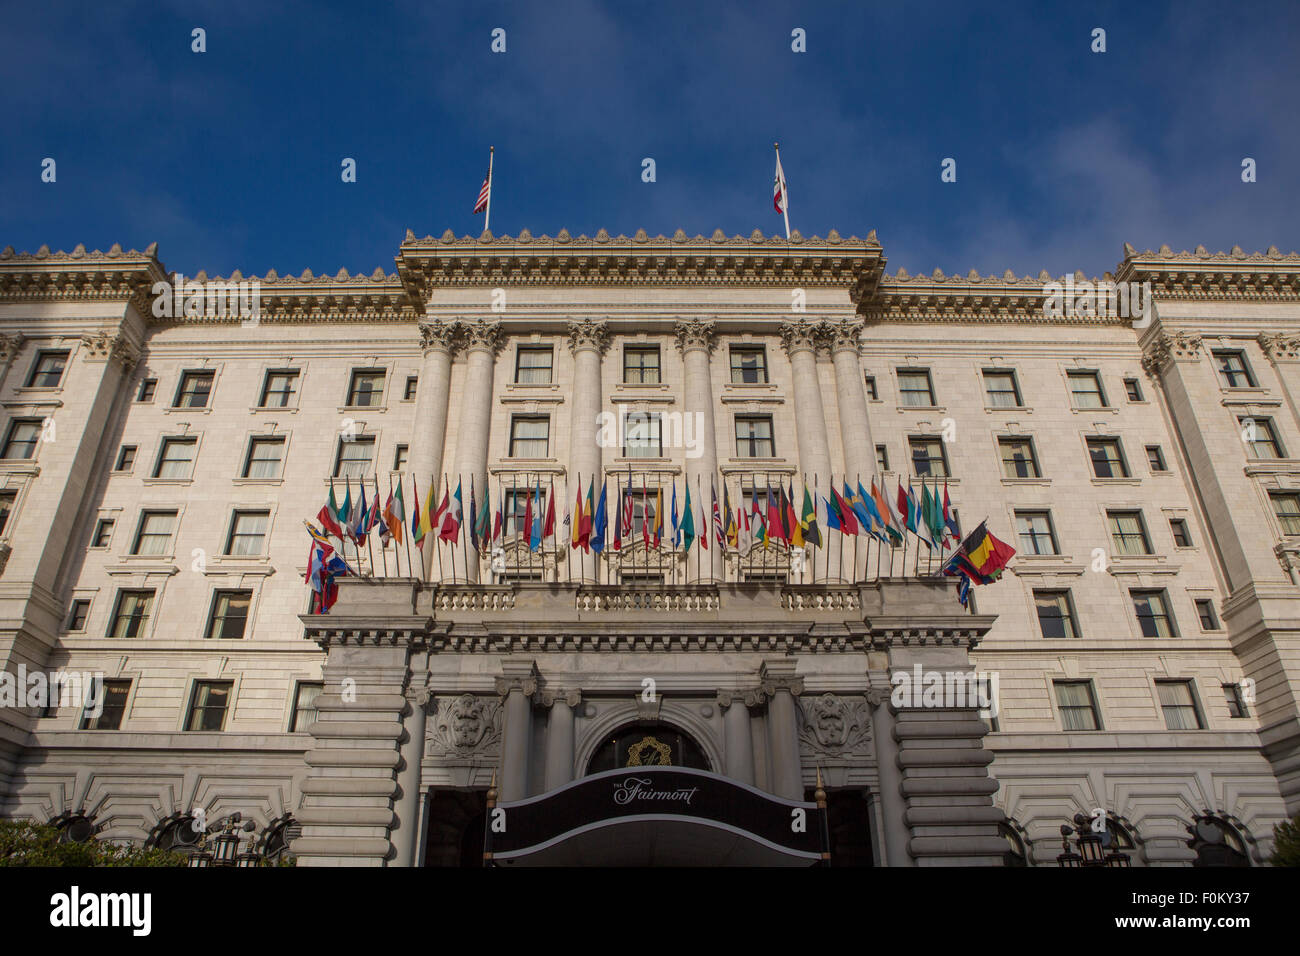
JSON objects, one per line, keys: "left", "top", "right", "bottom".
{"left": 0, "top": 231, "right": 1297, "bottom": 865}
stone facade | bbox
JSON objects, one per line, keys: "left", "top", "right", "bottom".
{"left": 0, "top": 232, "right": 1296, "bottom": 866}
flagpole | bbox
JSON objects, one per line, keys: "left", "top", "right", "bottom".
{"left": 549, "top": 474, "right": 557, "bottom": 584}
{"left": 484, "top": 146, "right": 494, "bottom": 233}
{"left": 375, "top": 475, "right": 389, "bottom": 578}
{"left": 775, "top": 142, "right": 790, "bottom": 240}
{"left": 461, "top": 474, "right": 472, "bottom": 585}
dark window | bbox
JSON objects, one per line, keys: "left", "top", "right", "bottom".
{"left": 898, "top": 368, "right": 935, "bottom": 407}
{"left": 153, "top": 437, "right": 197, "bottom": 479}
{"left": 393, "top": 444, "right": 409, "bottom": 472}
{"left": 1124, "top": 378, "right": 1143, "bottom": 402}
{"left": 730, "top": 347, "right": 768, "bottom": 385}
{"left": 290, "top": 682, "right": 323, "bottom": 732}
{"left": 625, "top": 346, "right": 662, "bottom": 385}
{"left": 1108, "top": 510, "right": 1151, "bottom": 555}
{"left": 503, "top": 487, "right": 546, "bottom": 536}
{"left": 404, "top": 376, "right": 418, "bottom": 400}
{"left": 207, "top": 590, "right": 252, "bottom": 639}
{"left": 1034, "top": 589, "right": 1080, "bottom": 638}
{"left": 515, "top": 346, "right": 553, "bottom": 384}
{"left": 1239, "top": 417, "right": 1284, "bottom": 459}
{"left": 909, "top": 436, "right": 949, "bottom": 477}
{"left": 185, "top": 681, "right": 232, "bottom": 731}
{"left": 91, "top": 518, "right": 115, "bottom": 548}
{"left": 1067, "top": 371, "right": 1107, "bottom": 408}
{"left": 864, "top": 375, "right": 878, "bottom": 400}
{"left": 1016, "top": 511, "right": 1058, "bottom": 555}
{"left": 1146, "top": 445, "right": 1167, "bottom": 472}
{"left": 1157, "top": 680, "right": 1203, "bottom": 730}
{"left": 0, "top": 490, "right": 13, "bottom": 535}
{"left": 1054, "top": 680, "right": 1101, "bottom": 730}
{"left": 334, "top": 436, "right": 375, "bottom": 478}
{"left": 619, "top": 488, "right": 659, "bottom": 538}
{"left": 243, "top": 436, "right": 285, "bottom": 479}
{"left": 984, "top": 370, "right": 1022, "bottom": 408}
{"left": 735, "top": 416, "right": 775, "bottom": 458}
{"left": 999, "top": 436, "right": 1040, "bottom": 478}
{"left": 260, "top": 370, "right": 299, "bottom": 408}
{"left": 509, "top": 416, "right": 550, "bottom": 458}
{"left": 27, "top": 350, "right": 69, "bottom": 387}
{"left": 174, "top": 370, "right": 214, "bottom": 408}
{"left": 115, "top": 445, "right": 136, "bottom": 472}
{"left": 108, "top": 589, "right": 154, "bottom": 639}
{"left": 875, "top": 444, "right": 889, "bottom": 472}
{"left": 1224, "top": 684, "right": 1249, "bottom": 719}
{"left": 1086, "top": 437, "right": 1129, "bottom": 478}
{"left": 1213, "top": 350, "right": 1255, "bottom": 388}
{"left": 1132, "top": 589, "right": 1178, "bottom": 637}
{"left": 225, "top": 511, "right": 268, "bottom": 556}
{"left": 136, "top": 378, "right": 157, "bottom": 402}
{"left": 80, "top": 679, "right": 132, "bottom": 731}
{"left": 132, "top": 511, "right": 176, "bottom": 556}
{"left": 624, "top": 412, "right": 662, "bottom": 458}
{"left": 1271, "top": 492, "right": 1300, "bottom": 535}
{"left": 1195, "top": 599, "right": 1220, "bottom": 630}
{"left": 1170, "top": 518, "right": 1193, "bottom": 547}
{"left": 67, "top": 599, "right": 91, "bottom": 631}
{"left": 347, "top": 369, "right": 385, "bottom": 407}
{"left": 586, "top": 722, "right": 710, "bottom": 775}
{"left": 2, "top": 418, "right": 44, "bottom": 459}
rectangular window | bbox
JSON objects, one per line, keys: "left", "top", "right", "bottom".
{"left": 259, "top": 370, "right": 299, "bottom": 408}
{"left": 136, "top": 378, "right": 157, "bottom": 403}
{"left": 998, "top": 437, "right": 1040, "bottom": 478}
{"left": 1195, "top": 598, "right": 1220, "bottom": 630}
{"left": 80, "top": 679, "right": 131, "bottom": 731}
{"left": 1213, "top": 349, "right": 1256, "bottom": 388}
{"left": 0, "top": 490, "right": 13, "bottom": 535}
{"left": 735, "top": 415, "right": 775, "bottom": 458}
{"left": 225, "top": 511, "right": 269, "bottom": 556}
{"left": 1124, "top": 378, "right": 1144, "bottom": 402}
{"left": 1132, "top": 589, "right": 1178, "bottom": 637}
{"left": 876, "top": 444, "right": 889, "bottom": 473}
{"left": 1054, "top": 680, "right": 1101, "bottom": 731}
{"left": 132, "top": 511, "right": 177, "bottom": 556}
{"left": 983, "top": 370, "right": 1022, "bottom": 408}
{"left": 1240, "top": 417, "right": 1285, "bottom": 459}
{"left": 1169, "top": 518, "right": 1193, "bottom": 547}
{"left": 154, "top": 437, "right": 197, "bottom": 479}
{"left": 404, "top": 376, "right": 418, "bottom": 401}
{"left": 730, "top": 347, "right": 768, "bottom": 385}
{"left": 347, "top": 369, "right": 385, "bottom": 407}
{"left": 1157, "top": 680, "right": 1203, "bottom": 730}
{"left": 621, "top": 487, "right": 660, "bottom": 538}
{"left": 1067, "top": 371, "right": 1107, "bottom": 409}
{"left": 2, "top": 419, "right": 43, "bottom": 459}
{"left": 174, "top": 370, "right": 215, "bottom": 408}
{"left": 864, "top": 375, "right": 878, "bottom": 400}
{"left": 243, "top": 436, "right": 286, "bottom": 479}
{"left": 27, "top": 350, "right": 69, "bottom": 388}
{"left": 207, "top": 589, "right": 252, "bottom": 639}
{"left": 393, "top": 444, "right": 409, "bottom": 472}
{"left": 1224, "top": 683, "right": 1249, "bottom": 719}
{"left": 1015, "top": 511, "right": 1058, "bottom": 556}
{"left": 623, "top": 412, "right": 663, "bottom": 458}
{"left": 1086, "top": 437, "right": 1129, "bottom": 478}
{"left": 1145, "top": 445, "right": 1167, "bottom": 472}
{"left": 624, "top": 346, "right": 662, "bottom": 385}
{"left": 108, "top": 589, "right": 154, "bottom": 639}
{"left": 508, "top": 416, "right": 550, "bottom": 458}
{"left": 1271, "top": 491, "right": 1300, "bottom": 535}
{"left": 1107, "top": 510, "right": 1152, "bottom": 556}
{"left": 185, "top": 680, "right": 232, "bottom": 731}
{"left": 91, "top": 518, "right": 115, "bottom": 549}
{"left": 898, "top": 368, "right": 936, "bottom": 407}
{"left": 909, "top": 436, "right": 949, "bottom": 477}
{"left": 290, "top": 682, "right": 323, "bottom": 732}
{"left": 67, "top": 599, "right": 91, "bottom": 631}
{"left": 515, "top": 346, "right": 553, "bottom": 385}
{"left": 115, "top": 445, "right": 136, "bottom": 472}
{"left": 334, "top": 436, "right": 375, "bottom": 478}
{"left": 503, "top": 487, "right": 544, "bottom": 536}
{"left": 1034, "top": 589, "right": 1080, "bottom": 638}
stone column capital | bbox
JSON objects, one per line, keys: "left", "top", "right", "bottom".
{"left": 536, "top": 687, "right": 582, "bottom": 709}
{"left": 673, "top": 317, "right": 716, "bottom": 354}
{"left": 778, "top": 319, "right": 820, "bottom": 356}
{"left": 1258, "top": 331, "right": 1300, "bottom": 363}
{"left": 567, "top": 318, "right": 610, "bottom": 355}
{"left": 866, "top": 688, "right": 890, "bottom": 710}
{"left": 460, "top": 318, "right": 505, "bottom": 356}
{"left": 819, "top": 318, "right": 865, "bottom": 353}
{"left": 80, "top": 330, "right": 138, "bottom": 372}
{"left": 406, "top": 685, "right": 433, "bottom": 711}
{"left": 0, "top": 333, "right": 25, "bottom": 363}
{"left": 1140, "top": 330, "right": 1202, "bottom": 377}
{"left": 717, "top": 688, "right": 766, "bottom": 709}
{"left": 495, "top": 660, "right": 540, "bottom": 698}
{"left": 759, "top": 659, "right": 804, "bottom": 697}
{"left": 418, "top": 320, "right": 460, "bottom": 356}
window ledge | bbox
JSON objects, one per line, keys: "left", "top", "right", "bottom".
{"left": 338, "top": 404, "right": 388, "bottom": 414}
{"left": 249, "top": 405, "right": 299, "bottom": 413}
{"left": 501, "top": 394, "right": 564, "bottom": 405}
{"left": 203, "top": 559, "right": 274, "bottom": 576}
{"left": 1, "top": 398, "right": 62, "bottom": 409}
{"left": 984, "top": 405, "right": 1033, "bottom": 414}
{"left": 0, "top": 462, "right": 40, "bottom": 476}
{"left": 164, "top": 406, "right": 212, "bottom": 414}
{"left": 232, "top": 477, "right": 284, "bottom": 486}
{"left": 723, "top": 383, "right": 777, "bottom": 390}
{"left": 505, "top": 382, "right": 560, "bottom": 391}
{"left": 1000, "top": 477, "right": 1050, "bottom": 486}
{"left": 141, "top": 478, "right": 194, "bottom": 486}
{"left": 13, "top": 386, "right": 62, "bottom": 396}
{"left": 105, "top": 563, "right": 179, "bottom": 576}
{"left": 1219, "top": 386, "right": 1270, "bottom": 398}
{"left": 1070, "top": 406, "right": 1117, "bottom": 414}
{"left": 1090, "top": 477, "right": 1141, "bottom": 486}
{"left": 896, "top": 405, "right": 946, "bottom": 414}
{"left": 1244, "top": 460, "right": 1300, "bottom": 476}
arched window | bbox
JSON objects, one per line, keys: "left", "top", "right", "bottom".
{"left": 48, "top": 811, "right": 98, "bottom": 844}
{"left": 144, "top": 812, "right": 203, "bottom": 852}
{"left": 998, "top": 821, "right": 1029, "bottom": 867}
{"left": 1189, "top": 814, "right": 1251, "bottom": 867}
{"left": 258, "top": 814, "right": 301, "bottom": 863}
{"left": 586, "top": 722, "right": 709, "bottom": 775}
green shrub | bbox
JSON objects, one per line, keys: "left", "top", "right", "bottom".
{"left": 1271, "top": 814, "right": 1300, "bottom": 867}
{"left": 0, "top": 820, "right": 188, "bottom": 867}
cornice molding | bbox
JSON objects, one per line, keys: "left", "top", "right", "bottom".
{"left": 1115, "top": 244, "right": 1300, "bottom": 300}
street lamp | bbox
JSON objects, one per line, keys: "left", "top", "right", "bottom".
{"left": 187, "top": 813, "right": 258, "bottom": 868}
{"left": 1056, "top": 812, "right": 1131, "bottom": 867}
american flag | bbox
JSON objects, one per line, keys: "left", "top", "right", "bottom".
{"left": 473, "top": 167, "right": 491, "bottom": 214}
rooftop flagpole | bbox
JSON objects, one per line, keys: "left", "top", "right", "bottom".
{"left": 485, "top": 146, "right": 494, "bottom": 233}
{"left": 774, "top": 142, "right": 790, "bottom": 240}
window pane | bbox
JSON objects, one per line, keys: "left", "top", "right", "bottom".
{"left": 1214, "top": 351, "right": 1254, "bottom": 388}
{"left": 1087, "top": 438, "right": 1127, "bottom": 478}
{"left": 156, "top": 439, "right": 197, "bottom": 478}
{"left": 730, "top": 348, "right": 767, "bottom": 385}
{"left": 28, "top": 351, "right": 69, "bottom": 387}
{"left": 335, "top": 437, "right": 375, "bottom": 477}
{"left": 1158, "top": 682, "right": 1201, "bottom": 730}
{"left": 227, "top": 512, "right": 268, "bottom": 556}
{"left": 898, "top": 370, "right": 934, "bottom": 406}
{"left": 110, "top": 590, "right": 154, "bottom": 639}
{"left": 1035, "top": 591, "right": 1077, "bottom": 638}
{"left": 81, "top": 680, "right": 131, "bottom": 730}
{"left": 187, "top": 682, "right": 231, "bottom": 731}
{"left": 291, "top": 683, "right": 322, "bottom": 732}
{"left": 1068, "top": 372, "right": 1105, "bottom": 408}
{"left": 984, "top": 371, "right": 1020, "bottom": 407}
{"left": 624, "top": 414, "right": 662, "bottom": 458}
{"left": 261, "top": 371, "right": 298, "bottom": 407}
{"left": 209, "top": 590, "right": 252, "bottom": 639}
{"left": 910, "top": 438, "right": 948, "bottom": 477}
{"left": 176, "top": 371, "right": 214, "bottom": 408}
{"left": 245, "top": 437, "right": 285, "bottom": 478}
{"left": 1272, "top": 493, "right": 1300, "bottom": 535}
{"left": 509, "top": 418, "right": 550, "bottom": 457}
{"left": 134, "top": 512, "right": 176, "bottom": 556}
{"left": 1132, "top": 590, "right": 1175, "bottom": 637}
{"left": 1055, "top": 682, "right": 1098, "bottom": 730}
{"left": 3, "top": 420, "right": 43, "bottom": 459}
{"left": 1108, "top": 512, "right": 1150, "bottom": 555}
{"left": 348, "top": 371, "right": 385, "bottom": 406}
{"left": 735, "top": 417, "right": 774, "bottom": 457}
{"left": 1016, "top": 513, "right": 1057, "bottom": 555}
{"left": 515, "top": 347, "right": 553, "bottom": 384}
{"left": 999, "top": 438, "right": 1039, "bottom": 478}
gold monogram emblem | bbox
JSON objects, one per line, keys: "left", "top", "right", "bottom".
{"left": 625, "top": 734, "right": 672, "bottom": 767}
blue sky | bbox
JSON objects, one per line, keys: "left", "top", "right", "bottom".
{"left": 2, "top": 0, "right": 1297, "bottom": 280}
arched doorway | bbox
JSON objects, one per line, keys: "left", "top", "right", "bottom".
{"left": 585, "top": 721, "right": 710, "bottom": 775}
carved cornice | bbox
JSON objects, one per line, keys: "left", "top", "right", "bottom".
{"left": 1115, "top": 244, "right": 1300, "bottom": 300}
{"left": 778, "top": 319, "right": 820, "bottom": 356}
{"left": 460, "top": 318, "right": 505, "bottom": 355}
{"left": 1258, "top": 332, "right": 1300, "bottom": 363}
{"left": 418, "top": 320, "right": 459, "bottom": 355}
{"left": 0, "top": 244, "right": 167, "bottom": 311}
{"left": 567, "top": 317, "right": 610, "bottom": 355}
{"left": 861, "top": 269, "right": 1113, "bottom": 327}
{"left": 673, "top": 317, "right": 716, "bottom": 354}
{"left": 1141, "top": 331, "right": 1204, "bottom": 377}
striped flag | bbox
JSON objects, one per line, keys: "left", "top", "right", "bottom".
{"left": 773, "top": 150, "right": 788, "bottom": 214}
{"left": 473, "top": 165, "right": 491, "bottom": 214}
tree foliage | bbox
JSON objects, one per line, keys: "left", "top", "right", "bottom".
{"left": 1271, "top": 814, "right": 1300, "bottom": 867}
{"left": 0, "top": 820, "right": 188, "bottom": 867}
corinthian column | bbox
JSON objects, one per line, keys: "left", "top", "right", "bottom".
{"left": 568, "top": 319, "right": 608, "bottom": 584}
{"left": 410, "top": 321, "right": 458, "bottom": 580}
{"left": 1258, "top": 332, "right": 1300, "bottom": 432}
{"left": 0, "top": 334, "right": 25, "bottom": 393}
{"left": 824, "top": 318, "right": 875, "bottom": 480}
{"left": 780, "top": 320, "right": 833, "bottom": 484}
{"left": 449, "top": 319, "right": 503, "bottom": 583}
{"left": 674, "top": 318, "right": 721, "bottom": 582}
